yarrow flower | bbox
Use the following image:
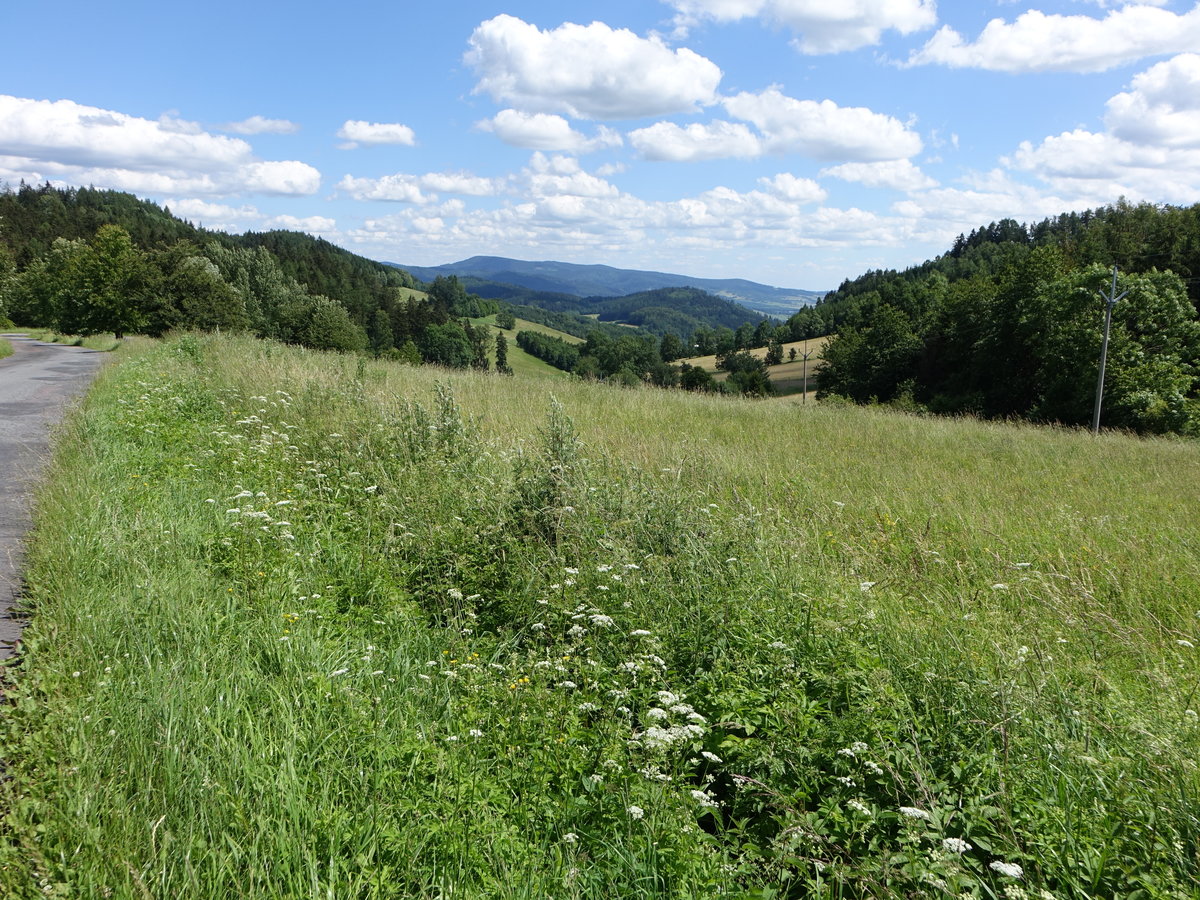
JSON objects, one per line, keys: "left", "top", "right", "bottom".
{"left": 627, "top": 805, "right": 645, "bottom": 820}
{"left": 899, "top": 806, "right": 930, "bottom": 820}
{"left": 942, "top": 837, "right": 972, "bottom": 854}
{"left": 990, "top": 861, "right": 1024, "bottom": 879}
{"left": 846, "top": 799, "right": 871, "bottom": 816}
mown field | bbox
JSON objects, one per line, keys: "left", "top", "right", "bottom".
{"left": 1, "top": 333, "right": 1197, "bottom": 899}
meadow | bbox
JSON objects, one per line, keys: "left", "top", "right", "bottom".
{"left": 0, "top": 332, "right": 1197, "bottom": 899}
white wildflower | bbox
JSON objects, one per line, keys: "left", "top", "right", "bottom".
{"left": 627, "top": 805, "right": 645, "bottom": 820}
{"left": 630, "top": 629, "right": 652, "bottom": 636}
{"left": 701, "top": 751, "right": 722, "bottom": 763}
{"left": 469, "top": 729, "right": 483, "bottom": 738}
{"left": 989, "top": 861, "right": 1023, "bottom": 879}
{"left": 846, "top": 799, "right": 871, "bottom": 815}
{"left": 898, "top": 806, "right": 930, "bottom": 820}
{"left": 860, "top": 581, "right": 876, "bottom": 592}
{"left": 563, "top": 832, "right": 578, "bottom": 843}
{"left": 942, "top": 837, "right": 972, "bottom": 854}
{"left": 690, "top": 789, "right": 719, "bottom": 808}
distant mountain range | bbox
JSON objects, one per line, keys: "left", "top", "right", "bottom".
{"left": 388, "top": 256, "right": 826, "bottom": 318}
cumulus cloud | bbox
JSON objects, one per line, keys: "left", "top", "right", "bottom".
{"left": 1105, "top": 53, "right": 1200, "bottom": 148}
{"left": 666, "top": 0, "right": 936, "bottom": 53}
{"left": 629, "top": 120, "right": 761, "bottom": 161}
{"left": 992, "top": 54, "right": 1200, "bottom": 205}
{"left": 223, "top": 115, "right": 300, "bottom": 135}
{"left": 0, "top": 95, "right": 320, "bottom": 196}
{"left": 338, "top": 171, "right": 505, "bottom": 203}
{"left": 337, "top": 120, "right": 416, "bottom": 148}
{"left": 820, "top": 159, "right": 938, "bottom": 191}
{"left": 723, "top": 88, "right": 922, "bottom": 160}
{"left": 757, "top": 172, "right": 826, "bottom": 203}
{"left": 465, "top": 14, "right": 722, "bottom": 119}
{"left": 265, "top": 214, "right": 337, "bottom": 233}
{"left": 479, "top": 109, "right": 623, "bottom": 152}
{"left": 907, "top": 4, "right": 1200, "bottom": 73}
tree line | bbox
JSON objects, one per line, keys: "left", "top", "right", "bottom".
{"left": 804, "top": 200, "right": 1200, "bottom": 435}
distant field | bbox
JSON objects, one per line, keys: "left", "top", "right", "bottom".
{"left": 469, "top": 314, "right": 578, "bottom": 378}
{"left": 683, "top": 336, "right": 828, "bottom": 398}
{"left": 3, "top": 332, "right": 1197, "bottom": 899}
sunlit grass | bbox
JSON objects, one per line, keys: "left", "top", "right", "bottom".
{"left": 1, "top": 332, "right": 1196, "bottom": 899}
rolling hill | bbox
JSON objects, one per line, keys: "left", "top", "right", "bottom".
{"left": 389, "top": 256, "right": 825, "bottom": 318}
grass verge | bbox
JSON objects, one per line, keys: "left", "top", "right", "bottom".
{"left": 1, "top": 332, "right": 1197, "bottom": 898}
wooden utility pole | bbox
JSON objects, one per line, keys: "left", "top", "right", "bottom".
{"left": 1092, "top": 266, "right": 1129, "bottom": 435}
{"left": 802, "top": 349, "right": 813, "bottom": 404}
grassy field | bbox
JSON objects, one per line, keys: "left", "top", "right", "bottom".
{"left": 469, "top": 314, "right": 578, "bottom": 379}
{"left": 1, "top": 332, "right": 1197, "bottom": 898}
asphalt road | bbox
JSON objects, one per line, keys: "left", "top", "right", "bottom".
{"left": 0, "top": 334, "right": 106, "bottom": 659}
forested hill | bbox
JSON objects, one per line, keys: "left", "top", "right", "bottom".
{"left": 793, "top": 200, "right": 1200, "bottom": 435}
{"left": 0, "top": 184, "right": 420, "bottom": 320}
{"left": 391, "top": 255, "right": 823, "bottom": 317}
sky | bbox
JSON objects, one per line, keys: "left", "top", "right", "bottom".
{"left": 2, "top": 1, "right": 1200, "bottom": 291}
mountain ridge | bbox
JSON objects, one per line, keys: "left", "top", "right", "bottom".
{"left": 388, "top": 255, "right": 826, "bottom": 318}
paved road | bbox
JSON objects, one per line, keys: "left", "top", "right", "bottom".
{"left": 0, "top": 335, "right": 106, "bottom": 659}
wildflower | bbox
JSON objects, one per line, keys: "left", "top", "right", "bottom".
{"left": 329, "top": 668, "right": 349, "bottom": 677}
{"left": 846, "top": 799, "right": 871, "bottom": 815}
{"left": 851, "top": 741, "right": 868, "bottom": 753}
{"left": 992, "top": 583, "right": 1010, "bottom": 591}
{"left": 942, "top": 837, "right": 972, "bottom": 854}
{"left": 567, "top": 625, "right": 587, "bottom": 638}
{"left": 563, "top": 832, "right": 578, "bottom": 843}
{"left": 860, "top": 581, "right": 876, "bottom": 591}
{"left": 597, "top": 564, "right": 613, "bottom": 572}
{"left": 469, "top": 729, "right": 483, "bottom": 738}
{"left": 564, "top": 567, "right": 579, "bottom": 575}
{"left": 690, "top": 789, "right": 719, "bottom": 808}
{"left": 701, "top": 751, "right": 722, "bottom": 763}
{"left": 589, "top": 614, "right": 615, "bottom": 627}
{"left": 558, "top": 681, "right": 578, "bottom": 689}
{"left": 989, "top": 861, "right": 1023, "bottom": 879}
{"left": 898, "top": 806, "right": 930, "bottom": 820}
{"left": 630, "top": 629, "right": 652, "bottom": 636}
{"left": 531, "top": 623, "right": 546, "bottom": 631}
{"left": 627, "top": 805, "right": 645, "bottom": 820}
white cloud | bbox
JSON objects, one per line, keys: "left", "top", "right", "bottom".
{"left": 0, "top": 95, "right": 320, "bottom": 196}
{"left": 465, "top": 14, "right": 722, "bottom": 119}
{"left": 723, "top": 88, "right": 922, "bottom": 160}
{"left": 338, "top": 171, "right": 504, "bottom": 203}
{"left": 1006, "top": 129, "right": 1200, "bottom": 203}
{"left": 1105, "top": 53, "right": 1200, "bottom": 149}
{"left": 907, "top": 4, "right": 1200, "bottom": 73}
{"left": 524, "top": 153, "right": 620, "bottom": 198}
{"left": 629, "top": 120, "right": 761, "bottom": 161}
{"left": 479, "top": 109, "right": 623, "bottom": 152}
{"left": 265, "top": 214, "right": 337, "bottom": 233}
{"left": 820, "top": 159, "right": 938, "bottom": 191}
{"left": 757, "top": 172, "right": 826, "bottom": 203}
{"left": 666, "top": 0, "right": 936, "bottom": 53}
{"left": 223, "top": 115, "right": 300, "bottom": 135}
{"left": 337, "top": 119, "right": 416, "bottom": 148}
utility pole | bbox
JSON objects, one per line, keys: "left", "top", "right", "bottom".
{"left": 801, "top": 349, "right": 813, "bottom": 405}
{"left": 1092, "top": 266, "right": 1129, "bottom": 435}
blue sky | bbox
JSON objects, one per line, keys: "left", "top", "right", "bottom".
{"left": 3, "top": 1, "right": 1199, "bottom": 290}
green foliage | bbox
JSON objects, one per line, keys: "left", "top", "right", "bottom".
{"left": 810, "top": 201, "right": 1200, "bottom": 434}
{"left": 516, "top": 329, "right": 581, "bottom": 372}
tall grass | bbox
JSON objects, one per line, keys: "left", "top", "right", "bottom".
{"left": 1, "top": 332, "right": 1196, "bottom": 899}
